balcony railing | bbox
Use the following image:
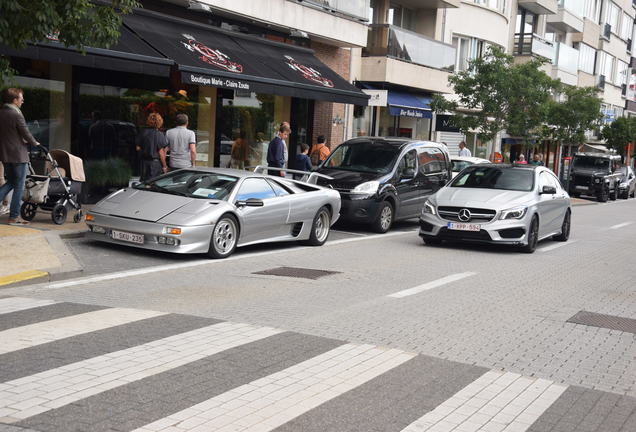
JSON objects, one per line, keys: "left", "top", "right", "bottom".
{"left": 364, "top": 24, "right": 456, "bottom": 71}
{"left": 553, "top": 42, "right": 579, "bottom": 74}
{"left": 290, "top": 0, "right": 370, "bottom": 21}
{"left": 514, "top": 33, "right": 556, "bottom": 60}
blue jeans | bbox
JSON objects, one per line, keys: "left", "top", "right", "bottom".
{"left": 0, "top": 162, "right": 28, "bottom": 219}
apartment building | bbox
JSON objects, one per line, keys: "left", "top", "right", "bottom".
{"left": 357, "top": 0, "right": 636, "bottom": 171}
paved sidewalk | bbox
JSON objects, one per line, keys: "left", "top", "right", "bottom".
{"left": 0, "top": 209, "right": 86, "bottom": 287}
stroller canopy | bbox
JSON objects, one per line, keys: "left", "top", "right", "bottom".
{"left": 50, "top": 149, "right": 85, "bottom": 182}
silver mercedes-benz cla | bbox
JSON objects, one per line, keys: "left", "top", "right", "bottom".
{"left": 419, "top": 164, "right": 571, "bottom": 253}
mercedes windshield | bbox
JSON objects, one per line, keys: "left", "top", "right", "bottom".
{"left": 450, "top": 166, "right": 535, "bottom": 192}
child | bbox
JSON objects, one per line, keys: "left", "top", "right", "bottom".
{"left": 293, "top": 143, "right": 312, "bottom": 179}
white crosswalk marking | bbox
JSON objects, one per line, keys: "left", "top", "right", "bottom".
{"left": 0, "top": 322, "right": 282, "bottom": 422}
{"left": 401, "top": 371, "right": 567, "bottom": 432}
{"left": 0, "top": 297, "right": 58, "bottom": 315}
{"left": 133, "top": 344, "right": 416, "bottom": 432}
{"left": 0, "top": 307, "right": 167, "bottom": 355}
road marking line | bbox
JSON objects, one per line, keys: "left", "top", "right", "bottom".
{"left": 387, "top": 272, "right": 477, "bottom": 298}
{"left": 401, "top": 371, "right": 567, "bottom": 432}
{"left": 331, "top": 230, "right": 368, "bottom": 237}
{"left": 133, "top": 343, "right": 415, "bottom": 432}
{"left": 609, "top": 221, "right": 634, "bottom": 230}
{"left": 0, "top": 307, "right": 166, "bottom": 355}
{"left": 0, "top": 270, "right": 48, "bottom": 287}
{"left": 0, "top": 297, "right": 58, "bottom": 315}
{"left": 539, "top": 240, "right": 577, "bottom": 252}
{"left": 42, "top": 229, "right": 417, "bottom": 290}
{"left": 0, "top": 322, "right": 282, "bottom": 422}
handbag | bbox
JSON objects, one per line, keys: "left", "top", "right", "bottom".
{"left": 23, "top": 176, "right": 50, "bottom": 204}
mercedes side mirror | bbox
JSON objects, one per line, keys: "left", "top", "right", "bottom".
{"left": 541, "top": 186, "right": 557, "bottom": 195}
{"left": 236, "top": 198, "right": 264, "bottom": 207}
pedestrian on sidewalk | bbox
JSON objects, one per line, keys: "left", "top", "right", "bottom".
{"left": 0, "top": 88, "right": 40, "bottom": 225}
{"left": 310, "top": 135, "right": 330, "bottom": 167}
{"left": 166, "top": 114, "right": 196, "bottom": 171}
{"left": 136, "top": 113, "right": 169, "bottom": 181}
{"left": 267, "top": 123, "right": 290, "bottom": 177}
{"left": 0, "top": 162, "right": 10, "bottom": 215}
{"left": 458, "top": 141, "right": 471, "bottom": 157}
{"left": 516, "top": 154, "right": 528, "bottom": 164}
{"left": 292, "top": 143, "right": 312, "bottom": 179}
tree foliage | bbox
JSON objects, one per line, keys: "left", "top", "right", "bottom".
{"left": 431, "top": 46, "right": 557, "bottom": 144}
{"left": 600, "top": 116, "right": 636, "bottom": 152}
{"left": 0, "top": 0, "right": 139, "bottom": 84}
{"left": 542, "top": 85, "right": 603, "bottom": 145}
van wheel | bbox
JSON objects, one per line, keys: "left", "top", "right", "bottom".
{"left": 371, "top": 201, "right": 393, "bottom": 233}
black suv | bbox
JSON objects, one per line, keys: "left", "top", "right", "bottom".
{"left": 316, "top": 137, "right": 451, "bottom": 233}
{"left": 568, "top": 152, "right": 622, "bottom": 202}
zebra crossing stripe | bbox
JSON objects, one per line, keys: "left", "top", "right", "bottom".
{"left": 133, "top": 343, "right": 415, "bottom": 432}
{"left": 400, "top": 370, "right": 568, "bottom": 432}
{"left": 0, "top": 307, "right": 167, "bottom": 355}
{"left": 0, "top": 298, "right": 58, "bottom": 315}
{"left": 0, "top": 322, "right": 282, "bottom": 422}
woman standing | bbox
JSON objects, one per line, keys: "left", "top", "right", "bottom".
{"left": 136, "top": 113, "right": 168, "bottom": 181}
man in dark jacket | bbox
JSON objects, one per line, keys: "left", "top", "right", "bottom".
{"left": 267, "top": 123, "right": 290, "bottom": 177}
{"left": 0, "top": 88, "right": 39, "bottom": 225}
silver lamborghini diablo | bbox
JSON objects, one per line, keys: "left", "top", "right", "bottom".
{"left": 86, "top": 168, "right": 341, "bottom": 258}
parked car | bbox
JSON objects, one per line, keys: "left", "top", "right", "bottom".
{"left": 316, "top": 137, "right": 451, "bottom": 233}
{"left": 419, "top": 164, "right": 571, "bottom": 253}
{"left": 567, "top": 153, "right": 622, "bottom": 202}
{"left": 450, "top": 156, "right": 490, "bottom": 178}
{"left": 86, "top": 168, "right": 341, "bottom": 258}
{"left": 618, "top": 165, "right": 636, "bottom": 199}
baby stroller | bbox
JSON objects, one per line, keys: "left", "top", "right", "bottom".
{"left": 21, "top": 148, "right": 85, "bottom": 225}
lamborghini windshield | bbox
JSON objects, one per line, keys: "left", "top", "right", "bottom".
{"left": 134, "top": 170, "right": 238, "bottom": 200}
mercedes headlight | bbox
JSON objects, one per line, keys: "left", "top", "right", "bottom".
{"left": 350, "top": 181, "right": 379, "bottom": 198}
{"left": 499, "top": 206, "right": 527, "bottom": 220}
{"left": 422, "top": 199, "right": 436, "bottom": 215}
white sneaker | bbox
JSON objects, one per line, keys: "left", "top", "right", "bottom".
{"left": 0, "top": 205, "right": 9, "bottom": 215}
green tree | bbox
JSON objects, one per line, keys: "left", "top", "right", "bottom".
{"left": 542, "top": 85, "right": 603, "bottom": 147}
{"left": 431, "top": 46, "right": 557, "bottom": 145}
{"left": 0, "top": 0, "right": 138, "bottom": 84}
{"left": 600, "top": 116, "right": 636, "bottom": 154}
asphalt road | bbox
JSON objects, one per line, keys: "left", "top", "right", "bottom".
{"left": 2, "top": 198, "right": 636, "bottom": 432}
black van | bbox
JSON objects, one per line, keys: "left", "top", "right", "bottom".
{"left": 316, "top": 137, "right": 452, "bottom": 233}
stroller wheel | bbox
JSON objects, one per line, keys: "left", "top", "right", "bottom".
{"left": 51, "top": 204, "right": 67, "bottom": 225}
{"left": 73, "top": 209, "right": 83, "bottom": 223}
{"left": 21, "top": 202, "right": 37, "bottom": 221}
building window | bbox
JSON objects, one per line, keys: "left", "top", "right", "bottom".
{"left": 578, "top": 43, "right": 596, "bottom": 74}
{"left": 616, "top": 60, "right": 629, "bottom": 86}
{"left": 473, "top": 0, "right": 505, "bottom": 13}
{"left": 598, "top": 51, "right": 614, "bottom": 82}
{"left": 621, "top": 13, "right": 632, "bottom": 41}
{"left": 453, "top": 36, "right": 489, "bottom": 71}
{"left": 605, "top": 2, "right": 620, "bottom": 33}
{"left": 388, "top": 4, "right": 415, "bottom": 31}
{"left": 583, "top": 0, "right": 600, "bottom": 22}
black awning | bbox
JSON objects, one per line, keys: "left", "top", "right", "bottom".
{"left": 0, "top": 26, "right": 172, "bottom": 77}
{"left": 124, "top": 11, "right": 368, "bottom": 105}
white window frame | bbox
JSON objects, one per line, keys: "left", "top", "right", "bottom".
{"left": 605, "top": 2, "right": 620, "bottom": 34}
{"left": 621, "top": 13, "right": 632, "bottom": 41}
{"left": 599, "top": 51, "right": 615, "bottom": 82}
{"left": 583, "top": 0, "right": 600, "bottom": 22}
{"left": 578, "top": 43, "right": 596, "bottom": 74}
{"left": 616, "top": 60, "right": 629, "bottom": 86}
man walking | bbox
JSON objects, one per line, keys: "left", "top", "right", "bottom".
{"left": 267, "top": 123, "right": 290, "bottom": 177}
{"left": 458, "top": 141, "right": 471, "bottom": 157}
{"left": 166, "top": 113, "right": 196, "bottom": 171}
{"left": 0, "top": 88, "right": 40, "bottom": 225}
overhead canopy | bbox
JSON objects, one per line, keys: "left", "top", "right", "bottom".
{"left": 387, "top": 91, "right": 432, "bottom": 119}
{"left": 0, "top": 26, "right": 172, "bottom": 77}
{"left": 124, "top": 10, "right": 369, "bottom": 105}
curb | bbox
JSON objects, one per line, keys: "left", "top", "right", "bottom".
{"left": 0, "top": 270, "right": 50, "bottom": 287}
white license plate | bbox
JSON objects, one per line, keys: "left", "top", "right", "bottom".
{"left": 447, "top": 222, "right": 481, "bottom": 232}
{"left": 111, "top": 230, "right": 144, "bottom": 244}
{"left": 575, "top": 185, "right": 588, "bottom": 190}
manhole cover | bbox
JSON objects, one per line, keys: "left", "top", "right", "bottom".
{"left": 567, "top": 310, "right": 636, "bottom": 334}
{"left": 253, "top": 266, "right": 341, "bottom": 280}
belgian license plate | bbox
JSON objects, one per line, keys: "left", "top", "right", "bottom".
{"left": 575, "top": 185, "right": 588, "bottom": 190}
{"left": 111, "top": 230, "right": 144, "bottom": 244}
{"left": 447, "top": 222, "right": 480, "bottom": 232}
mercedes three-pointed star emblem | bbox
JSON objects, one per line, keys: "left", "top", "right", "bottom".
{"left": 458, "top": 208, "right": 471, "bottom": 222}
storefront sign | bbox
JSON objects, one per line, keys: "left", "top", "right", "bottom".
{"left": 184, "top": 73, "right": 251, "bottom": 91}
{"left": 388, "top": 106, "right": 432, "bottom": 118}
{"left": 435, "top": 114, "right": 460, "bottom": 132}
{"left": 362, "top": 89, "right": 388, "bottom": 106}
